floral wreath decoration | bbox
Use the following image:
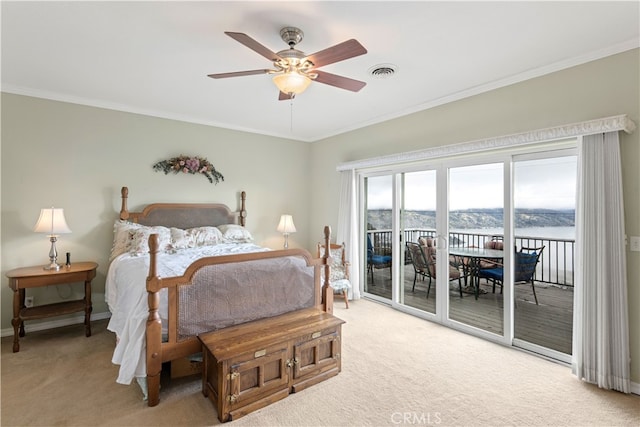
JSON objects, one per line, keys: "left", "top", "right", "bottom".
{"left": 152, "top": 155, "right": 224, "bottom": 184}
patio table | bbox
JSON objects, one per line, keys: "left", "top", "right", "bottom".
{"left": 449, "top": 247, "right": 504, "bottom": 299}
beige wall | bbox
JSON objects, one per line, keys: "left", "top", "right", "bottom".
{"left": 1, "top": 95, "right": 312, "bottom": 321}
{"left": 2, "top": 48, "right": 638, "bottom": 383}
{"left": 309, "top": 49, "right": 640, "bottom": 383}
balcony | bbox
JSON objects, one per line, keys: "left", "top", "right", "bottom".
{"left": 365, "top": 229, "right": 574, "bottom": 355}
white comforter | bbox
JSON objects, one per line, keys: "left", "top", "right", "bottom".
{"left": 105, "top": 243, "right": 269, "bottom": 385}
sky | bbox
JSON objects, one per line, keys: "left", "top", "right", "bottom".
{"left": 367, "top": 156, "right": 577, "bottom": 211}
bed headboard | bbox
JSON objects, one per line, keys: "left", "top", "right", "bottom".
{"left": 119, "top": 186, "right": 247, "bottom": 228}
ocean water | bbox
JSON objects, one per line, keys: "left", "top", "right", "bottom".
{"left": 453, "top": 226, "right": 575, "bottom": 240}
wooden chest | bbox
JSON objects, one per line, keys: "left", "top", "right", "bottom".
{"left": 198, "top": 308, "right": 344, "bottom": 422}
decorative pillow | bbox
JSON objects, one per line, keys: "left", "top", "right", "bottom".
{"left": 514, "top": 251, "right": 538, "bottom": 281}
{"left": 171, "top": 226, "right": 224, "bottom": 249}
{"left": 190, "top": 226, "right": 225, "bottom": 247}
{"left": 327, "top": 247, "right": 350, "bottom": 283}
{"left": 129, "top": 226, "right": 172, "bottom": 255}
{"left": 110, "top": 220, "right": 144, "bottom": 261}
{"left": 418, "top": 236, "right": 434, "bottom": 247}
{"left": 170, "top": 227, "right": 196, "bottom": 250}
{"left": 516, "top": 251, "right": 537, "bottom": 265}
{"left": 217, "top": 224, "right": 253, "bottom": 243}
{"left": 485, "top": 240, "right": 504, "bottom": 250}
{"left": 329, "top": 264, "right": 346, "bottom": 282}
{"left": 329, "top": 248, "right": 343, "bottom": 262}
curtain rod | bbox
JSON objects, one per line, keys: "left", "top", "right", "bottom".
{"left": 336, "top": 114, "right": 636, "bottom": 172}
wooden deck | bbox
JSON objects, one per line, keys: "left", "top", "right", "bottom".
{"left": 365, "top": 265, "right": 573, "bottom": 355}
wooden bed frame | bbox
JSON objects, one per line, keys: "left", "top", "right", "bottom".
{"left": 117, "top": 187, "right": 336, "bottom": 408}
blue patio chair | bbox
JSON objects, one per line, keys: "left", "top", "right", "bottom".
{"left": 478, "top": 246, "right": 544, "bottom": 304}
{"left": 367, "top": 235, "right": 392, "bottom": 283}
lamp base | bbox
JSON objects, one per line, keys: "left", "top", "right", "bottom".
{"left": 43, "top": 262, "right": 62, "bottom": 271}
{"left": 44, "top": 236, "right": 61, "bottom": 270}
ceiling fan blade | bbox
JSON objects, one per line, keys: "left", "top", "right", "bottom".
{"left": 208, "top": 69, "right": 271, "bottom": 79}
{"left": 305, "top": 39, "right": 367, "bottom": 68}
{"left": 278, "top": 91, "right": 293, "bottom": 101}
{"left": 314, "top": 70, "right": 366, "bottom": 92}
{"left": 225, "top": 31, "right": 282, "bottom": 62}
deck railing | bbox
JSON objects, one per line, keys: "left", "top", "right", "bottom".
{"left": 368, "top": 228, "right": 575, "bottom": 287}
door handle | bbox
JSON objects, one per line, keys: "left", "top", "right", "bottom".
{"left": 435, "top": 235, "right": 448, "bottom": 250}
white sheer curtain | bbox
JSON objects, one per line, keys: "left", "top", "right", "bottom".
{"left": 572, "top": 131, "right": 630, "bottom": 393}
{"left": 336, "top": 169, "right": 361, "bottom": 300}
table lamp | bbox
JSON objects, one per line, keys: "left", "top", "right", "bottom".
{"left": 276, "top": 214, "right": 296, "bottom": 249}
{"left": 33, "top": 207, "right": 72, "bottom": 270}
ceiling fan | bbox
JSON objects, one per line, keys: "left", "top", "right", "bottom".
{"left": 208, "top": 27, "right": 368, "bottom": 100}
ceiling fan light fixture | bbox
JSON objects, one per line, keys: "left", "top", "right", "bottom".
{"left": 272, "top": 71, "right": 312, "bottom": 95}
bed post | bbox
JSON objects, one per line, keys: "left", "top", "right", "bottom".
{"left": 146, "top": 234, "right": 162, "bottom": 407}
{"left": 120, "top": 186, "right": 130, "bottom": 220}
{"left": 239, "top": 191, "right": 247, "bottom": 227}
{"left": 322, "top": 226, "right": 334, "bottom": 314}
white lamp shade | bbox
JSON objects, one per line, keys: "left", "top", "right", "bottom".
{"left": 33, "top": 208, "right": 72, "bottom": 235}
{"left": 272, "top": 72, "right": 312, "bottom": 95}
{"left": 277, "top": 214, "right": 296, "bottom": 234}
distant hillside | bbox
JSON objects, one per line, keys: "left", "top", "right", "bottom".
{"left": 368, "top": 208, "right": 575, "bottom": 230}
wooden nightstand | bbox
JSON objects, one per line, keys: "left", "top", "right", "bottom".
{"left": 6, "top": 261, "right": 98, "bottom": 353}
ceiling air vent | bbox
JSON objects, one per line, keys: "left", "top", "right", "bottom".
{"left": 369, "top": 64, "right": 397, "bottom": 79}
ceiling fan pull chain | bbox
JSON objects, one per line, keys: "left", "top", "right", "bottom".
{"left": 290, "top": 98, "right": 294, "bottom": 132}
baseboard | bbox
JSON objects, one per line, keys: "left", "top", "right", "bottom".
{"left": 1, "top": 311, "right": 111, "bottom": 338}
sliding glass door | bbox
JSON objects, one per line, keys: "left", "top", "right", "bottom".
{"left": 448, "top": 162, "right": 505, "bottom": 335}
{"left": 363, "top": 174, "right": 393, "bottom": 303}
{"left": 359, "top": 143, "right": 576, "bottom": 361}
{"left": 512, "top": 152, "right": 576, "bottom": 359}
{"left": 400, "top": 170, "right": 437, "bottom": 314}
{"left": 362, "top": 162, "right": 509, "bottom": 335}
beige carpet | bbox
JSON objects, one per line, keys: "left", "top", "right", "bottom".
{"left": 2, "top": 299, "right": 638, "bottom": 427}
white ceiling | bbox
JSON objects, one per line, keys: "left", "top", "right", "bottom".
{"left": 2, "top": 1, "right": 639, "bottom": 142}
